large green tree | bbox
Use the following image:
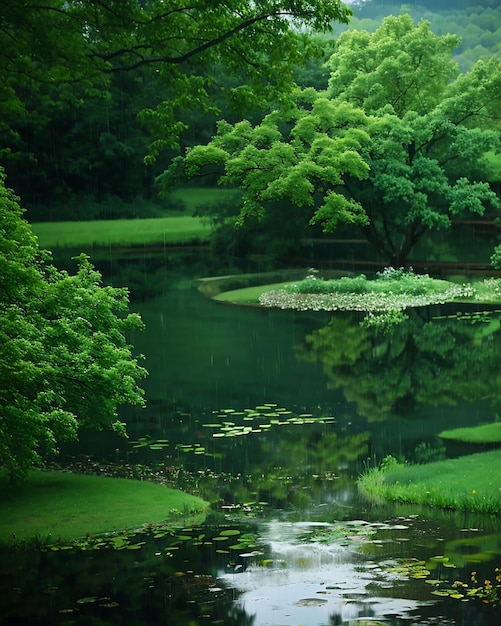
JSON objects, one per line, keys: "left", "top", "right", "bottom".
{"left": 179, "top": 15, "right": 501, "bottom": 265}
{"left": 0, "top": 170, "right": 147, "bottom": 481}
{"left": 180, "top": 90, "right": 372, "bottom": 232}
{"left": 326, "top": 16, "right": 501, "bottom": 265}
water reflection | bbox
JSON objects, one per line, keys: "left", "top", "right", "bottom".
{"left": 220, "top": 519, "right": 435, "bottom": 626}
{"left": 295, "top": 307, "right": 501, "bottom": 422}
{"left": 3, "top": 509, "right": 498, "bottom": 625}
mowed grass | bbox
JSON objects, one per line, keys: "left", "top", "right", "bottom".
{"left": 439, "top": 422, "right": 501, "bottom": 444}
{"left": 29, "top": 187, "right": 240, "bottom": 249}
{"left": 0, "top": 470, "right": 209, "bottom": 544}
{"left": 358, "top": 450, "right": 501, "bottom": 514}
{"left": 31, "top": 215, "right": 212, "bottom": 249}
{"left": 213, "top": 282, "right": 294, "bottom": 303}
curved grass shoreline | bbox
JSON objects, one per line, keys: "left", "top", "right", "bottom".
{"left": 0, "top": 470, "right": 209, "bottom": 546}
{"left": 203, "top": 270, "right": 501, "bottom": 314}
{"left": 357, "top": 450, "right": 501, "bottom": 515}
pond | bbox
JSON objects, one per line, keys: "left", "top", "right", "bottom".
{"left": 1, "top": 249, "right": 500, "bottom": 625}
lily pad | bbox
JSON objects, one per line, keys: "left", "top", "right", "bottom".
{"left": 219, "top": 529, "right": 241, "bottom": 536}
{"left": 76, "top": 596, "right": 98, "bottom": 604}
{"left": 294, "top": 598, "right": 328, "bottom": 607}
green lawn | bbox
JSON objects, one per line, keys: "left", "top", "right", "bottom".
{"left": 358, "top": 450, "right": 501, "bottom": 514}
{"left": 0, "top": 470, "right": 209, "bottom": 544}
{"left": 439, "top": 422, "right": 501, "bottom": 444}
{"left": 213, "top": 282, "right": 294, "bottom": 303}
{"left": 29, "top": 186, "right": 241, "bottom": 249}
{"left": 31, "top": 215, "right": 212, "bottom": 248}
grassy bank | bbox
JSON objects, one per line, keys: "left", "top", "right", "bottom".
{"left": 29, "top": 187, "right": 241, "bottom": 248}
{"left": 259, "top": 271, "right": 501, "bottom": 313}
{"left": 213, "top": 282, "right": 293, "bottom": 304}
{"left": 439, "top": 422, "right": 501, "bottom": 444}
{"left": 0, "top": 470, "right": 209, "bottom": 545}
{"left": 357, "top": 450, "right": 501, "bottom": 514}
{"left": 31, "top": 215, "right": 211, "bottom": 249}
{"left": 206, "top": 271, "right": 501, "bottom": 327}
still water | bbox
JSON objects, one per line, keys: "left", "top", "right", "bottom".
{"left": 1, "top": 250, "right": 500, "bottom": 625}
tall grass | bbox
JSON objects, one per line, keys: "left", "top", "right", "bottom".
{"left": 357, "top": 450, "right": 501, "bottom": 514}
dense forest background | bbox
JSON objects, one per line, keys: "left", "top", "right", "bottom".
{"left": 1, "top": 0, "right": 500, "bottom": 226}
{"left": 342, "top": 0, "right": 501, "bottom": 72}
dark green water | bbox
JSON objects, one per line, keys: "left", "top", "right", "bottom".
{"left": 1, "top": 250, "right": 500, "bottom": 625}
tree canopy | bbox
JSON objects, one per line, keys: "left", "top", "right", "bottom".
{"left": 1, "top": 0, "right": 353, "bottom": 205}
{"left": 179, "top": 15, "right": 501, "bottom": 265}
{"left": 327, "top": 15, "right": 501, "bottom": 264}
{"left": 181, "top": 91, "right": 372, "bottom": 232}
{"left": 0, "top": 170, "right": 147, "bottom": 481}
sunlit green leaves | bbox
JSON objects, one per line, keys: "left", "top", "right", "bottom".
{"left": 0, "top": 170, "right": 147, "bottom": 481}
{"left": 182, "top": 93, "right": 372, "bottom": 231}
{"left": 326, "top": 15, "right": 460, "bottom": 115}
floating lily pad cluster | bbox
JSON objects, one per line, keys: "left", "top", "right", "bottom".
{"left": 433, "top": 309, "right": 501, "bottom": 324}
{"left": 204, "top": 403, "right": 336, "bottom": 440}
{"left": 45, "top": 522, "right": 258, "bottom": 559}
{"left": 297, "top": 519, "right": 378, "bottom": 546}
{"left": 43, "top": 525, "right": 261, "bottom": 615}
{"left": 129, "top": 437, "right": 170, "bottom": 451}
{"left": 127, "top": 404, "right": 336, "bottom": 460}
{"left": 55, "top": 595, "right": 121, "bottom": 616}
{"left": 379, "top": 555, "right": 501, "bottom": 606}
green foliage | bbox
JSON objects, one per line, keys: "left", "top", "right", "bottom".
{"left": 294, "top": 306, "right": 501, "bottom": 421}
{"left": 412, "top": 441, "right": 446, "bottom": 464}
{"left": 180, "top": 14, "right": 501, "bottom": 265}
{"left": 286, "top": 268, "right": 449, "bottom": 296}
{"left": 0, "top": 170, "right": 147, "bottom": 481}
{"left": 291, "top": 274, "right": 370, "bottom": 294}
{"left": 326, "top": 15, "right": 460, "bottom": 115}
{"left": 181, "top": 91, "right": 372, "bottom": 232}
{"left": 491, "top": 246, "right": 501, "bottom": 270}
{"left": 333, "top": 19, "right": 501, "bottom": 264}
{"left": 261, "top": 272, "right": 501, "bottom": 318}
{"left": 350, "top": 1, "right": 501, "bottom": 72}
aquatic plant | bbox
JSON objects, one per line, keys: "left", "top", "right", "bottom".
{"left": 382, "top": 559, "right": 501, "bottom": 608}
{"left": 458, "top": 568, "right": 501, "bottom": 606}
{"left": 259, "top": 269, "right": 501, "bottom": 316}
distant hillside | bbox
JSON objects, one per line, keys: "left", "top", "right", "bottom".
{"left": 334, "top": 0, "right": 501, "bottom": 71}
